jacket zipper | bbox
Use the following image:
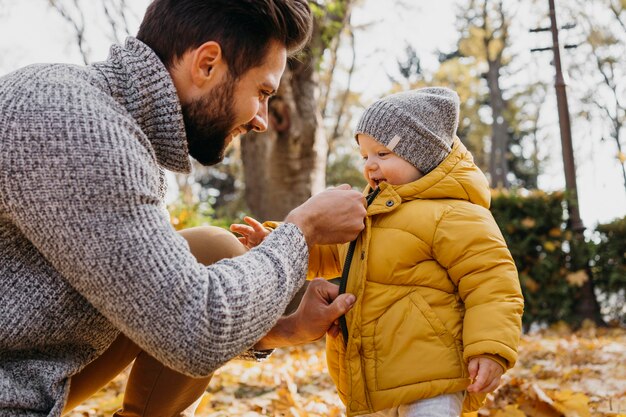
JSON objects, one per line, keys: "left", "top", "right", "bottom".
{"left": 338, "top": 187, "right": 381, "bottom": 346}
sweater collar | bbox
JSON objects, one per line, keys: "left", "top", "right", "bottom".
{"left": 91, "top": 37, "right": 191, "bottom": 173}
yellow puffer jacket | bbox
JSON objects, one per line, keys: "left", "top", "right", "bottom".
{"left": 307, "top": 138, "right": 524, "bottom": 416}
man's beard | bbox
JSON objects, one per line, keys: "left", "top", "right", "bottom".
{"left": 182, "top": 75, "right": 236, "bottom": 166}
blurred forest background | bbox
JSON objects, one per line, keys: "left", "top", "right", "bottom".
{"left": 2, "top": 0, "right": 622, "bottom": 327}
{"left": 1, "top": 0, "right": 625, "bottom": 415}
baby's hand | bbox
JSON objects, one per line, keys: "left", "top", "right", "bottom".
{"left": 229, "top": 216, "right": 271, "bottom": 249}
{"left": 466, "top": 357, "right": 504, "bottom": 393}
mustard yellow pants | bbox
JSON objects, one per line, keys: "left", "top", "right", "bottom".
{"left": 63, "top": 226, "right": 247, "bottom": 417}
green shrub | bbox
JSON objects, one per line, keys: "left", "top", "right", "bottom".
{"left": 167, "top": 198, "right": 230, "bottom": 231}
{"left": 591, "top": 216, "right": 626, "bottom": 325}
{"left": 490, "top": 190, "right": 580, "bottom": 328}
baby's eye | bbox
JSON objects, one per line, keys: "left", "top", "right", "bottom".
{"left": 378, "top": 152, "right": 389, "bottom": 157}
{"left": 361, "top": 155, "right": 368, "bottom": 160}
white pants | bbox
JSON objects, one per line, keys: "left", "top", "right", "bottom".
{"left": 361, "top": 392, "right": 464, "bottom": 417}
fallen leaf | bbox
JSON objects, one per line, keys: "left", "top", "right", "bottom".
{"left": 551, "top": 390, "right": 590, "bottom": 417}
{"left": 492, "top": 404, "right": 526, "bottom": 417}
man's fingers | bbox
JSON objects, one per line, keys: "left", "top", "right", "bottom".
{"left": 284, "top": 186, "right": 367, "bottom": 246}
{"left": 327, "top": 293, "right": 356, "bottom": 318}
{"left": 310, "top": 278, "right": 339, "bottom": 302}
{"left": 327, "top": 323, "right": 340, "bottom": 337}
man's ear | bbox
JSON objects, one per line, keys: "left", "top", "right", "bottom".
{"left": 189, "top": 41, "right": 225, "bottom": 88}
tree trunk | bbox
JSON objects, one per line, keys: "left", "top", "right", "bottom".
{"left": 240, "top": 1, "right": 354, "bottom": 220}
{"left": 612, "top": 128, "right": 626, "bottom": 194}
{"left": 241, "top": 61, "right": 327, "bottom": 220}
{"left": 486, "top": 55, "right": 510, "bottom": 188}
{"left": 574, "top": 274, "right": 606, "bottom": 327}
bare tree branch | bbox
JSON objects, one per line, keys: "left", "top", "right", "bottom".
{"left": 609, "top": 0, "right": 626, "bottom": 34}
{"left": 329, "top": 19, "right": 356, "bottom": 148}
{"left": 49, "top": 0, "right": 89, "bottom": 64}
{"left": 320, "top": 31, "right": 342, "bottom": 119}
{"left": 102, "top": 0, "right": 121, "bottom": 43}
{"left": 115, "top": 0, "right": 131, "bottom": 35}
{"left": 102, "top": 0, "right": 131, "bottom": 42}
{"left": 318, "top": 0, "right": 354, "bottom": 118}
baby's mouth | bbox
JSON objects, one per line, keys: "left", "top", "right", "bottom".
{"left": 372, "top": 178, "right": 386, "bottom": 187}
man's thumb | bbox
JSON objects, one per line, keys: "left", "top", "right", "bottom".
{"left": 334, "top": 184, "right": 352, "bottom": 191}
{"left": 329, "top": 293, "right": 356, "bottom": 316}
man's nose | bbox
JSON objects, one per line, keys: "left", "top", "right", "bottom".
{"left": 249, "top": 102, "right": 268, "bottom": 132}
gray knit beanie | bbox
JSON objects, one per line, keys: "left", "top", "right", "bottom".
{"left": 355, "top": 87, "right": 460, "bottom": 174}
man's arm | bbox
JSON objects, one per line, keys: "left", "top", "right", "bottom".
{"left": 284, "top": 184, "right": 366, "bottom": 248}
{"left": 2, "top": 108, "right": 365, "bottom": 377}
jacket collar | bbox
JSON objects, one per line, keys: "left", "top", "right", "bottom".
{"left": 91, "top": 37, "right": 191, "bottom": 174}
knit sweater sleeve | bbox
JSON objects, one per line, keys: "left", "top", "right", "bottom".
{"left": 263, "top": 221, "right": 342, "bottom": 280}
{"left": 0, "top": 70, "right": 308, "bottom": 377}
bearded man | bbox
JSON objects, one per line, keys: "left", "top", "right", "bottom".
{"left": 0, "top": 1, "right": 367, "bottom": 416}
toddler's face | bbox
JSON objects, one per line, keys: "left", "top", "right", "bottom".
{"left": 357, "top": 134, "right": 423, "bottom": 189}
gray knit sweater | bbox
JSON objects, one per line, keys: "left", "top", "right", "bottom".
{"left": 0, "top": 37, "right": 308, "bottom": 417}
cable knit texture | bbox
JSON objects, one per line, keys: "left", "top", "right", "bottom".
{"left": 0, "top": 37, "right": 308, "bottom": 417}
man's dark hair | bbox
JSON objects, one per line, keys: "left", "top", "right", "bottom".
{"left": 137, "top": 0, "right": 312, "bottom": 77}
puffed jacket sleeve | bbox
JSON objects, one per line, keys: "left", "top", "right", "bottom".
{"left": 306, "top": 244, "right": 342, "bottom": 280}
{"left": 432, "top": 203, "right": 524, "bottom": 369}
{"left": 264, "top": 221, "right": 342, "bottom": 280}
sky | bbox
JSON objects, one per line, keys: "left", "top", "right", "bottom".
{"left": 1, "top": 0, "right": 624, "bottom": 229}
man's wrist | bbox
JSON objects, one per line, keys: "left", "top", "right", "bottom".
{"left": 254, "top": 315, "right": 297, "bottom": 350}
{"left": 284, "top": 209, "right": 316, "bottom": 247}
{"left": 238, "top": 347, "right": 274, "bottom": 361}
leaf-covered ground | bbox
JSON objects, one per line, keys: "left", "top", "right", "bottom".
{"left": 68, "top": 324, "right": 626, "bottom": 417}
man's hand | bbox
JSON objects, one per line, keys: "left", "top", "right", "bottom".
{"left": 230, "top": 216, "right": 270, "bottom": 249}
{"left": 466, "top": 357, "right": 504, "bottom": 393}
{"left": 255, "top": 279, "right": 355, "bottom": 350}
{"left": 284, "top": 184, "right": 366, "bottom": 247}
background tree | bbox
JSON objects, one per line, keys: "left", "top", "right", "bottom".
{"left": 462, "top": 0, "right": 512, "bottom": 188}
{"left": 47, "top": 0, "right": 131, "bottom": 64}
{"left": 241, "top": 0, "right": 355, "bottom": 220}
{"left": 388, "top": 1, "right": 544, "bottom": 189}
{"left": 8, "top": 0, "right": 623, "bottom": 327}
{"left": 569, "top": 0, "right": 626, "bottom": 195}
